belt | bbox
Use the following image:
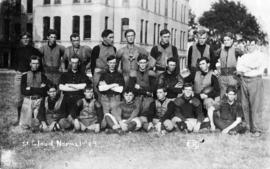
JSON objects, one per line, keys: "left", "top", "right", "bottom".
{"left": 25, "top": 95, "right": 41, "bottom": 100}
{"left": 242, "top": 75, "right": 262, "bottom": 79}
{"left": 220, "top": 67, "right": 236, "bottom": 76}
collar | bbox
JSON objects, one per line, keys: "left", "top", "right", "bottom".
{"left": 48, "top": 42, "right": 56, "bottom": 48}
{"left": 160, "top": 42, "right": 170, "bottom": 49}
{"left": 102, "top": 42, "right": 111, "bottom": 47}
{"left": 196, "top": 43, "right": 206, "bottom": 48}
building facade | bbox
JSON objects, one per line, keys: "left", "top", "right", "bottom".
{"left": 33, "top": 0, "right": 189, "bottom": 69}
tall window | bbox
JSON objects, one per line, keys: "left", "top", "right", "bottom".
{"left": 180, "top": 31, "right": 182, "bottom": 50}
{"left": 105, "top": 16, "right": 109, "bottom": 30}
{"left": 146, "top": 0, "right": 148, "bottom": 10}
{"left": 43, "top": 16, "right": 50, "bottom": 40}
{"left": 105, "top": 0, "right": 109, "bottom": 5}
{"left": 171, "top": 28, "right": 174, "bottom": 44}
{"left": 3, "top": 19, "right": 10, "bottom": 40}
{"left": 122, "top": 0, "right": 129, "bottom": 7}
{"left": 158, "top": 0, "right": 160, "bottom": 14}
{"left": 54, "top": 16, "right": 61, "bottom": 40}
{"left": 27, "top": 0, "right": 33, "bottom": 13}
{"left": 73, "top": 0, "right": 80, "bottom": 3}
{"left": 55, "top": 0, "right": 61, "bottom": 4}
{"left": 153, "top": 23, "right": 156, "bottom": 45}
{"left": 72, "top": 16, "right": 80, "bottom": 34}
{"left": 181, "top": 4, "right": 183, "bottom": 22}
{"left": 145, "top": 20, "right": 148, "bottom": 44}
{"left": 183, "top": 31, "right": 186, "bottom": 50}
{"left": 85, "top": 0, "right": 91, "bottom": 2}
{"left": 15, "top": 0, "right": 21, "bottom": 14}
{"left": 140, "top": 19, "right": 144, "bottom": 43}
{"left": 175, "top": 1, "right": 178, "bottom": 20}
{"left": 121, "top": 18, "right": 129, "bottom": 42}
{"left": 164, "top": 23, "right": 168, "bottom": 29}
{"left": 174, "top": 29, "right": 177, "bottom": 46}
{"left": 157, "top": 24, "right": 160, "bottom": 43}
{"left": 27, "top": 23, "right": 33, "bottom": 35}
{"left": 141, "top": 0, "right": 144, "bottom": 8}
{"left": 84, "top": 15, "right": 91, "bottom": 39}
{"left": 165, "top": 0, "right": 168, "bottom": 17}
{"left": 14, "top": 23, "right": 21, "bottom": 38}
{"left": 154, "top": 0, "right": 156, "bottom": 13}
{"left": 44, "top": 0, "right": 50, "bottom": 4}
{"left": 172, "top": 0, "right": 174, "bottom": 18}
{"left": 184, "top": 5, "right": 186, "bottom": 23}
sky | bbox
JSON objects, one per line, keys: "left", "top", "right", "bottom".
{"left": 189, "top": 0, "right": 270, "bottom": 34}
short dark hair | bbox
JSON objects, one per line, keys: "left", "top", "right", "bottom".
{"left": 84, "top": 85, "right": 93, "bottom": 92}
{"left": 123, "top": 87, "right": 135, "bottom": 94}
{"left": 47, "top": 29, "right": 57, "bottom": 37}
{"left": 47, "top": 83, "right": 58, "bottom": 90}
{"left": 30, "top": 55, "right": 40, "bottom": 62}
{"left": 183, "top": 83, "right": 193, "bottom": 90}
{"left": 197, "top": 57, "right": 210, "bottom": 64}
{"left": 101, "top": 29, "right": 114, "bottom": 38}
{"left": 70, "top": 33, "right": 80, "bottom": 41}
{"left": 20, "top": 32, "right": 31, "bottom": 39}
{"left": 226, "top": 85, "right": 237, "bottom": 94}
{"left": 125, "top": 29, "right": 136, "bottom": 37}
{"left": 107, "top": 55, "right": 116, "bottom": 62}
{"left": 167, "top": 57, "right": 177, "bottom": 64}
{"left": 197, "top": 29, "right": 208, "bottom": 36}
{"left": 160, "top": 29, "right": 170, "bottom": 36}
{"left": 157, "top": 86, "right": 167, "bottom": 93}
{"left": 137, "top": 53, "right": 148, "bottom": 62}
{"left": 223, "top": 32, "right": 234, "bottom": 40}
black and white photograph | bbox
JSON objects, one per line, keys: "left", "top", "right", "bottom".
{"left": 0, "top": 0, "right": 269, "bottom": 168}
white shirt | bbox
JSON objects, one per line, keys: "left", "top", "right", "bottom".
{"left": 237, "top": 50, "right": 267, "bottom": 77}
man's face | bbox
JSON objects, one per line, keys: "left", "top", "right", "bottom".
{"left": 103, "top": 33, "right": 114, "bottom": 46}
{"left": 160, "top": 33, "right": 170, "bottom": 44}
{"left": 137, "top": 59, "right": 148, "bottom": 71}
{"left": 226, "top": 91, "right": 236, "bottom": 102}
{"left": 198, "top": 34, "right": 207, "bottom": 45}
{"left": 126, "top": 31, "right": 135, "bottom": 44}
{"left": 124, "top": 92, "right": 134, "bottom": 103}
{"left": 107, "top": 59, "right": 117, "bottom": 71}
{"left": 84, "top": 89, "right": 94, "bottom": 99}
{"left": 30, "top": 59, "right": 40, "bottom": 71}
{"left": 183, "top": 87, "right": 193, "bottom": 98}
{"left": 21, "top": 35, "right": 30, "bottom": 46}
{"left": 198, "top": 60, "right": 209, "bottom": 72}
{"left": 70, "top": 58, "right": 79, "bottom": 71}
{"left": 247, "top": 41, "right": 257, "bottom": 53}
{"left": 157, "top": 89, "right": 167, "bottom": 100}
{"left": 223, "top": 36, "right": 233, "bottom": 47}
{"left": 47, "top": 88, "right": 57, "bottom": 99}
{"left": 71, "top": 36, "right": 80, "bottom": 48}
{"left": 167, "top": 61, "right": 176, "bottom": 73}
{"left": 47, "top": 34, "right": 57, "bottom": 45}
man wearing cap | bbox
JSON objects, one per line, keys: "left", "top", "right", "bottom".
{"left": 187, "top": 29, "right": 216, "bottom": 74}
{"left": 13, "top": 32, "right": 42, "bottom": 126}
{"left": 58, "top": 56, "right": 92, "bottom": 130}
{"left": 237, "top": 38, "right": 266, "bottom": 136}
{"left": 184, "top": 57, "right": 220, "bottom": 131}
{"left": 40, "top": 29, "right": 65, "bottom": 85}
{"left": 116, "top": 29, "right": 155, "bottom": 84}
{"left": 62, "top": 33, "right": 92, "bottom": 75}
{"left": 98, "top": 55, "right": 125, "bottom": 130}
{"left": 150, "top": 29, "right": 179, "bottom": 76}
{"left": 157, "top": 57, "right": 184, "bottom": 99}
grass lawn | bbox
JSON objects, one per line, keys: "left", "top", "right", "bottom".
{"left": 0, "top": 71, "right": 270, "bottom": 169}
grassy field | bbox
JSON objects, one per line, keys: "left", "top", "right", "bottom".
{"left": 0, "top": 72, "right": 270, "bottom": 169}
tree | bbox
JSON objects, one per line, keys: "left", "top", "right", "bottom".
{"left": 198, "top": 0, "right": 267, "bottom": 43}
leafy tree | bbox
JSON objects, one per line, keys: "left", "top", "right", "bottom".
{"left": 198, "top": 0, "right": 267, "bottom": 43}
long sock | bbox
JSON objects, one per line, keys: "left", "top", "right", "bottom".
{"left": 17, "top": 106, "right": 22, "bottom": 121}
{"left": 105, "top": 116, "right": 116, "bottom": 129}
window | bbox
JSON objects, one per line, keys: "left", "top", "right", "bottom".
{"left": 27, "top": 23, "right": 33, "bottom": 35}
{"left": 174, "top": 29, "right": 177, "bottom": 46}
{"left": 44, "top": 0, "right": 50, "bottom": 4}
{"left": 153, "top": 23, "right": 156, "bottom": 45}
{"left": 105, "top": 0, "right": 109, "bottom": 5}
{"left": 14, "top": 23, "right": 21, "bottom": 38}
{"left": 85, "top": 0, "right": 91, "bottom": 2}
{"left": 121, "top": 18, "right": 129, "bottom": 42}
{"left": 181, "top": 4, "right": 183, "bottom": 22}
{"left": 15, "top": 0, "right": 21, "bottom": 14}
{"left": 158, "top": 0, "right": 160, "bottom": 14}
{"left": 165, "top": 0, "right": 168, "bottom": 17}
{"left": 72, "top": 16, "right": 80, "bottom": 34}
{"left": 140, "top": 19, "right": 144, "bottom": 43}
{"left": 157, "top": 24, "right": 160, "bottom": 43}
{"left": 146, "top": 0, "right": 148, "bottom": 10}
{"left": 73, "top": 0, "right": 80, "bottom": 3}
{"left": 122, "top": 0, "right": 129, "bottom": 7}
{"left": 3, "top": 19, "right": 10, "bottom": 41}
{"left": 145, "top": 20, "right": 148, "bottom": 44}
{"left": 105, "top": 16, "right": 109, "bottom": 30}
{"left": 43, "top": 17, "right": 50, "bottom": 40}
{"left": 171, "top": 28, "right": 174, "bottom": 44}
{"left": 184, "top": 5, "right": 186, "bottom": 23}
{"left": 141, "top": 0, "right": 144, "bottom": 8}
{"left": 183, "top": 31, "right": 186, "bottom": 50}
{"left": 154, "top": 0, "right": 156, "bottom": 13}
{"left": 84, "top": 15, "right": 91, "bottom": 39}
{"left": 55, "top": 0, "right": 61, "bottom": 4}
{"left": 54, "top": 16, "right": 61, "bottom": 40}
{"left": 175, "top": 1, "right": 178, "bottom": 20}
{"left": 27, "top": 0, "right": 33, "bottom": 13}
{"left": 164, "top": 23, "right": 168, "bottom": 29}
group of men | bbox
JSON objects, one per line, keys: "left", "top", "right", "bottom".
{"left": 13, "top": 28, "right": 265, "bottom": 137}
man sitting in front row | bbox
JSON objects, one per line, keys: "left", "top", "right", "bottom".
{"left": 140, "top": 87, "right": 175, "bottom": 133}
{"left": 213, "top": 86, "right": 246, "bottom": 135}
